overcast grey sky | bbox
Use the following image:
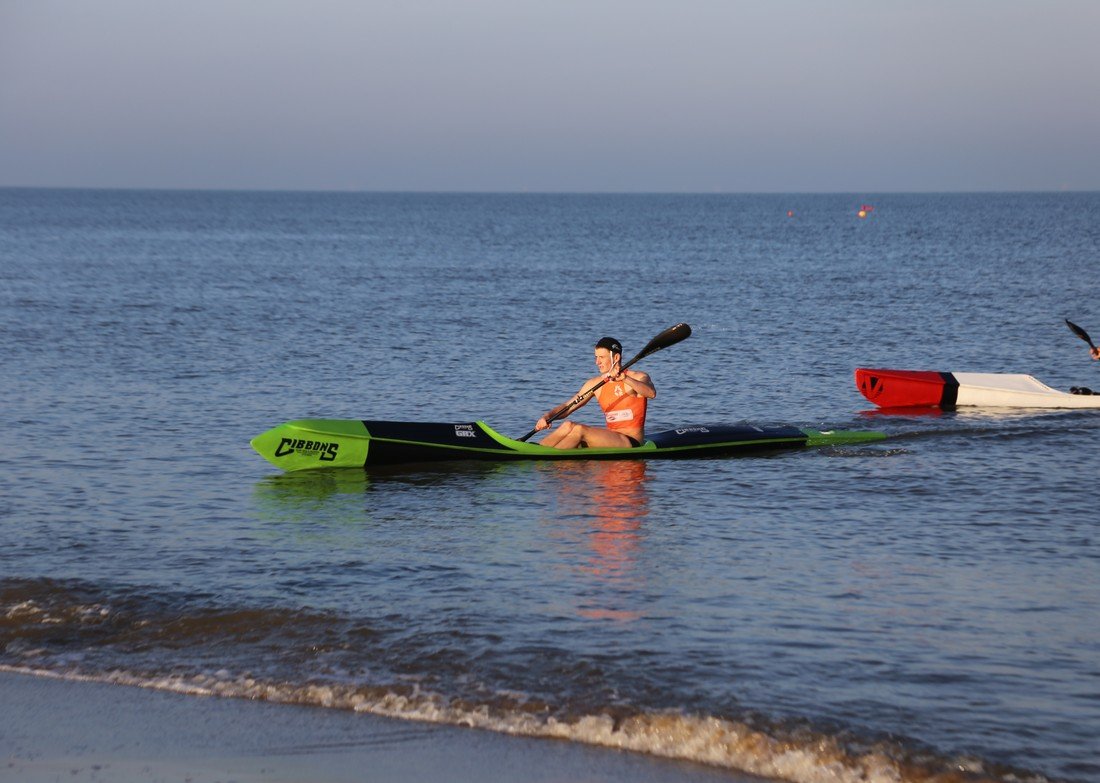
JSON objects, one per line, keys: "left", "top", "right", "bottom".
{"left": 2, "top": 0, "right": 1098, "bottom": 192}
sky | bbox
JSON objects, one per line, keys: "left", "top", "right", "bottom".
{"left": 1, "top": 0, "right": 1098, "bottom": 192}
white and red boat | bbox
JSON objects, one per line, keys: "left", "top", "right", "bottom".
{"left": 855, "top": 368, "right": 1100, "bottom": 409}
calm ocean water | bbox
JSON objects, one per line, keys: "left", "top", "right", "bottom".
{"left": 2, "top": 188, "right": 1098, "bottom": 782}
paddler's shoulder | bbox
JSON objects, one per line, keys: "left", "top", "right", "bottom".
{"left": 581, "top": 375, "right": 605, "bottom": 393}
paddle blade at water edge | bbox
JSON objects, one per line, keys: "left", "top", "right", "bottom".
{"left": 250, "top": 420, "right": 370, "bottom": 471}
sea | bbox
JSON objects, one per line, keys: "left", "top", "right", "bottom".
{"left": 2, "top": 188, "right": 1098, "bottom": 783}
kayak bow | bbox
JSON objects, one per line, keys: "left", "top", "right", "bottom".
{"left": 251, "top": 419, "right": 886, "bottom": 471}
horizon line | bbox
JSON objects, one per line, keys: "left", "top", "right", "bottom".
{"left": 3, "top": 185, "right": 1098, "bottom": 196}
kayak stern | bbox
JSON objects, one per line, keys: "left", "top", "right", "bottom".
{"left": 803, "top": 428, "right": 888, "bottom": 447}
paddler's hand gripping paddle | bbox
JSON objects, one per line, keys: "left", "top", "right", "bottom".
{"left": 518, "top": 322, "right": 692, "bottom": 442}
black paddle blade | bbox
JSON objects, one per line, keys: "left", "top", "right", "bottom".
{"left": 1065, "top": 319, "right": 1096, "bottom": 349}
{"left": 631, "top": 322, "right": 692, "bottom": 364}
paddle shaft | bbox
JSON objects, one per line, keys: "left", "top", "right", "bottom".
{"left": 517, "top": 323, "right": 691, "bottom": 442}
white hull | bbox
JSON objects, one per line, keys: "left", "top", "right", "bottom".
{"left": 952, "top": 373, "right": 1100, "bottom": 408}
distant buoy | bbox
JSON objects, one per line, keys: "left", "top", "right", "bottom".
{"left": 857, "top": 210, "right": 867, "bottom": 218}
{"left": 787, "top": 210, "right": 794, "bottom": 217}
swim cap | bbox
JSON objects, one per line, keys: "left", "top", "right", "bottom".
{"left": 594, "top": 337, "right": 622, "bottom": 355}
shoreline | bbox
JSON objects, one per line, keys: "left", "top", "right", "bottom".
{"left": 1, "top": 670, "right": 754, "bottom": 783}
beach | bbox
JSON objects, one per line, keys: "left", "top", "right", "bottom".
{"left": 2, "top": 670, "right": 750, "bottom": 783}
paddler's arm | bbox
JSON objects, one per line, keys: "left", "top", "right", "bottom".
{"left": 615, "top": 369, "right": 656, "bottom": 399}
{"left": 1091, "top": 346, "right": 1100, "bottom": 360}
{"left": 535, "top": 378, "right": 599, "bottom": 431}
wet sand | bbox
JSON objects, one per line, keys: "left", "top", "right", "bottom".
{"left": 1, "top": 671, "right": 756, "bottom": 783}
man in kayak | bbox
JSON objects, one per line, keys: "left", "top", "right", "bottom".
{"left": 534, "top": 337, "right": 656, "bottom": 449}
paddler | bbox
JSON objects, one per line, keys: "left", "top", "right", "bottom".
{"left": 534, "top": 337, "right": 656, "bottom": 449}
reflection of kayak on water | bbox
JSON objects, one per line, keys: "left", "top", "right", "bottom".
{"left": 542, "top": 460, "right": 650, "bottom": 622}
{"left": 250, "top": 419, "right": 887, "bottom": 472}
{"left": 855, "top": 368, "right": 1100, "bottom": 410}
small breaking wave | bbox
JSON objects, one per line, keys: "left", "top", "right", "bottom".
{"left": 1, "top": 578, "right": 1056, "bottom": 783}
{"left": 1, "top": 662, "right": 1049, "bottom": 783}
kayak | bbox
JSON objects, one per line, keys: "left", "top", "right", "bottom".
{"left": 251, "top": 419, "right": 887, "bottom": 471}
{"left": 855, "top": 368, "right": 1100, "bottom": 409}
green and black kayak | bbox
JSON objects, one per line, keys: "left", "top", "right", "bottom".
{"left": 251, "top": 419, "right": 886, "bottom": 471}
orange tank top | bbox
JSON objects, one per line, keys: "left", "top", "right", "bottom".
{"left": 596, "top": 381, "right": 647, "bottom": 432}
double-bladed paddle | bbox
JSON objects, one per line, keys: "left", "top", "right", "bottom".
{"left": 1065, "top": 318, "right": 1096, "bottom": 350}
{"left": 518, "top": 322, "right": 692, "bottom": 442}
